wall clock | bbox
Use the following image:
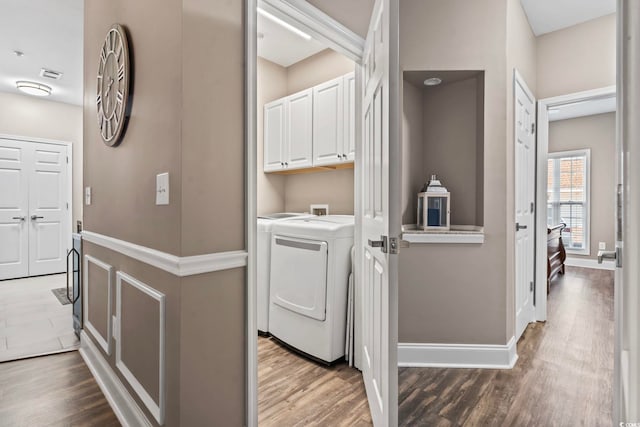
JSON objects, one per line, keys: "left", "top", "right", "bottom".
{"left": 96, "top": 24, "right": 131, "bottom": 147}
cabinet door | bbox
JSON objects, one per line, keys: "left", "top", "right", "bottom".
{"left": 264, "top": 99, "right": 285, "bottom": 172}
{"left": 313, "top": 77, "right": 344, "bottom": 166}
{"left": 343, "top": 72, "right": 356, "bottom": 161}
{"left": 285, "top": 89, "right": 313, "bottom": 170}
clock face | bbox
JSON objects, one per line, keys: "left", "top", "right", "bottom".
{"left": 96, "top": 24, "right": 130, "bottom": 146}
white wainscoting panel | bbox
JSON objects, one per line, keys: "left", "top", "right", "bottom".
{"left": 82, "top": 230, "right": 247, "bottom": 277}
{"left": 116, "top": 271, "right": 166, "bottom": 425}
{"left": 398, "top": 337, "right": 518, "bottom": 369}
{"left": 84, "top": 255, "right": 113, "bottom": 355}
{"left": 80, "top": 331, "right": 152, "bottom": 427}
{"left": 565, "top": 257, "right": 615, "bottom": 271}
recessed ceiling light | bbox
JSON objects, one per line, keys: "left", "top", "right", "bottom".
{"left": 16, "top": 81, "right": 52, "bottom": 97}
{"left": 13, "top": 50, "right": 24, "bottom": 57}
{"left": 424, "top": 77, "right": 442, "bottom": 86}
{"left": 257, "top": 7, "right": 311, "bottom": 40}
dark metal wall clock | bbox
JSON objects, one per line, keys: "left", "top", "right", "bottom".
{"left": 97, "top": 24, "right": 131, "bottom": 147}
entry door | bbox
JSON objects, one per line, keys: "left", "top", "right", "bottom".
{"left": 0, "top": 139, "right": 30, "bottom": 280}
{"left": 359, "top": 0, "right": 399, "bottom": 425}
{"left": 0, "top": 139, "right": 68, "bottom": 280}
{"left": 514, "top": 72, "right": 536, "bottom": 340}
{"left": 28, "top": 143, "right": 68, "bottom": 276}
{"left": 615, "top": 1, "right": 639, "bottom": 421}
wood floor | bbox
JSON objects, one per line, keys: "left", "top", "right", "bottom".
{"left": 258, "top": 336, "right": 372, "bottom": 426}
{"left": 0, "top": 351, "right": 119, "bottom": 427}
{"left": 399, "top": 266, "right": 614, "bottom": 426}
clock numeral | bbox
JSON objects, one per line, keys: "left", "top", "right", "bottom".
{"left": 115, "top": 42, "right": 123, "bottom": 61}
{"left": 118, "top": 64, "right": 125, "bottom": 81}
{"left": 96, "top": 94, "right": 102, "bottom": 105}
{"left": 100, "top": 48, "right": 107, "bottom": 64}
{"left": 106, "top": 118, "right": 112, "bottom": 139}
{"left": 116, "top": 90, "right": 124, "bottom": 103}
{"left": 109, "top": 31, "right": 115, "bottom": 52}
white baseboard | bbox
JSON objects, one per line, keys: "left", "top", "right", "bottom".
{"left": 565, "top": 257, "right": 615, "bottom": 271}
{"left": 398, "top": 337, "right": 518, "bottom": 369}
{"left": 80, "top": 331, "right": 152, "bottom": 427}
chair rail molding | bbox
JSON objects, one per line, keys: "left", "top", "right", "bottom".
{"left": 81, "top": 231, "right": 248, "bottom": 277}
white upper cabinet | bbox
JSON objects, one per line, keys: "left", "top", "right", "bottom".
{"left": 264, "top": 99, "right": 286, "bottom": 172}
{"left": 343, "top": 72, "right": 356, "bottom": 161}
{"left": 285, "top": 89, "right": 313, "bottom": 170}
{"left": 264, "top": 72, "right": 355, "bottom": 173}
{"left": 313, "top": 76, "right": 344, "bottom": 166}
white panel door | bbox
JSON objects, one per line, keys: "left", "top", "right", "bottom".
{"left": 264, "top": 99, "right": 286, "bottom": 172}
{"left": 285, "top": 88, "right": 313, "bottom": 170}
{"left": 615, "top": 1, "right": 639, "bottom": 421}
{"left": 0, "top": 139, "right": 30, "bottom": 280}
{"left": 313, "top": 76, "right": 344, "bottom": 166}
{"left": 28, "top": 143, "right": 68, "bottom": 276}
{"left": 359, "top": 0, "right": 398, "bottom": 425}
{"left": 514, "top": 72, "right": 536, "bottom": 341}
{"left": 344, "top": 72, "right": 356, "bottom": 161}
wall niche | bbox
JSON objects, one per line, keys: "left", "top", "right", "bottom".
{"left": 402, "top": 70, "right": 485, "bottom": 228}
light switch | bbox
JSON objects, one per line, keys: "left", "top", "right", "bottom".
{"left": 85, "top": 187, "right": 92, "bottom": 205}
{"left": 156, "top": 173, "right": 169, "bottom": 205}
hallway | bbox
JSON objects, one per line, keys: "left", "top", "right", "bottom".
{"left": 399, "top": 266, "right": 614, "bottom": 426}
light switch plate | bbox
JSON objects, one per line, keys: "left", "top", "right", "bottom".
{"left": 156, "top": 173, "right": 169, "bottom": 205}
{"left": 85, "top": 187, "right": 91, "bottom": 205}
{"left": 599, "top": 242, "right": 606, "bottom": 250}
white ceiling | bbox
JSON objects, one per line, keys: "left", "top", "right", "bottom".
{"left": 0, "top": 0, "right": 83, "bottom": 105}
{"left": 549, "top": 96, "right": 616, "bottom": 122}
{"left": 521, "top": 0, "right": 616, "bottom": 36}
{"left": 257, "top": 11, "right": 326, "bottom": 68}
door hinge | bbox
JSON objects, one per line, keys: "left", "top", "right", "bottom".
{"left": 530, "top": 281, "right": 534, "bottom": 292}
{"left": 66, "top": 156, "right": 69, "bottom": 164}
{"left": 530, "top": 202, "right": 535, "bottom": 213}
{"left": 531, "top": 123, "right": 535, "bottom": 134}
{"left": 66, "top": 202, "right": 69, "bottom": 210}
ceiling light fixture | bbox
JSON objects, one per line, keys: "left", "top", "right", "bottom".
{"left": 13, "top": 50, "right": 24, "bottom": 57}
{"left": 257, "top": 7, "right": 312, "bottom": 40}
{"left": 423, "top": 77, "right": 442, "bottom": 86}
{"left": 16, "top": 81, "right": 52, "bottom": 97}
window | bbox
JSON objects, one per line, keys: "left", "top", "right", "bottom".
{"left": 547, "top": 149, "right": 590, "bottom": 254}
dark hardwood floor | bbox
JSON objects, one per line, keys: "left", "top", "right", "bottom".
{"left": 0, "top": 351, "right": 119, "bottom": 427}
{"left": 258, "top": 336, "right": 372, "bottom": 426}
{"left": 399, "top": 266, "right": 614, "bottom": 426}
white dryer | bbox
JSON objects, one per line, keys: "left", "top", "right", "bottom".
{"left": 268, "top": 215, "right": 354, "bottom": 364}
{"left": 257, "top": 213, "right": 313, "bottom": 334}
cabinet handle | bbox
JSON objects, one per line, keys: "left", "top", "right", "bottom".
{"left": 285, "top": 162, "right": 289, "bottom": 167}
{"left": 31, "top": 215, "right": 44, "bottom": 221}
{"left": 12, "top": 216, "right": 25, "bottom": 221}
{"left": 280, "top": 162, "right": 284, "bottom": 167}
{"left": 337, "top": 154, "right": 341, "bottom": 159}
{"left": 342, "top": 154, "right": 347, "bottom": 159}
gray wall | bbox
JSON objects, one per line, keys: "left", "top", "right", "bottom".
{"left": 549, "top": 113, "right": 616, "bottom": 260}
{"left": 83, "top": 0, "right": 246, "bottom": 425}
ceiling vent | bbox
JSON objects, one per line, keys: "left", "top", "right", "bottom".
{"left": 40, "top": 68, "right": 63, "bottom": 80}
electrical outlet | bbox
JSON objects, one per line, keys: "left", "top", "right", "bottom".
{"left": 599, "top": 242, "right": 606, "bottom": 250}
{"left": 310, "top": 204, "right": 329, "bottom": 216}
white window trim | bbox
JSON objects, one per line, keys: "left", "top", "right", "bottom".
{"left": 547, "top": 148, "right": 591, "bottom": 256}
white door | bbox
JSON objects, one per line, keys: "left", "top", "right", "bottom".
{"left": 614, "top": 1, "right": 639, "bottom": 421}
{"left": 344, "top": 72, "right": 356, "bottom": 161}
{"left": 359, "top": 0, "right": 398, "bottom": 424}
{"left": 514, "top": 71, "right": 536, "bottom": 340}
{"left": 28, "top": 143, "right": 68, "bottom": 276}
{"left": 285, "top": 89, "right": 313, "bottom": 170}
{"left": 313, "top": 76, "right": 344, "bottom": 166}
{"left": 0, "top": 139, "right": 29, "bottom": 280}
{"left": 264, "top": 99, "right": 285, "bottom": 172}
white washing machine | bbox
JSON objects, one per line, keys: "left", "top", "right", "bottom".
{"left": 257, "top": 213, "right": 313, "bottom": 334}
{"left": 268, "top": 215, "right": 354, "bottom": 364}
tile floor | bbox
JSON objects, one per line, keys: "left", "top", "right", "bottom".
{"left": 0, "top": 274, "right": 79, "bottom": 362}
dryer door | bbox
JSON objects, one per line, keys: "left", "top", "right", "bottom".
{"left": 270, "top": 235, "right": 328, "bottom": 321}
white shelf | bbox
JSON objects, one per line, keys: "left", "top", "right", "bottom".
{"left": 402, "top": 225, "right": 484, "bottom": 244}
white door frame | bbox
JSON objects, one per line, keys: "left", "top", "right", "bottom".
{"left": 534, "top": 86, "right": 616, "bottom": 322}
{"left": 244, "top": 2, "right": 375, "bottom": 426}
{"left": 0, "top": 133, "right": 73, "bottom": 262}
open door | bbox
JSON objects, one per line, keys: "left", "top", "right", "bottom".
{"left": 613, "top": 0, "right": 639, "bottom": 421}
{"left": 359, "top": 0, "right": 399, "bottom": 425}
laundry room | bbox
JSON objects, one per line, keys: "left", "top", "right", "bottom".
{"left": 254, "top": 4, "right": 368, "bottom": 425}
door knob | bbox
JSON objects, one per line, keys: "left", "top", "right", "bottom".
{"left": 516, "top": 223, "right": 527, "bottom": 231}
{"left": 30, "top": 215, "right": 44, "bottom": 220}
{"left": 597, "top": 250, "right": 617, "bottom": 264}
{"left": 12, "top": 216, "right": 25, "bottom": 221}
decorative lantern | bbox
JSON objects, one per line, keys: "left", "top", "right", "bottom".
{"left": 417, "top": 175, "right": 450, "bottom": 231}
